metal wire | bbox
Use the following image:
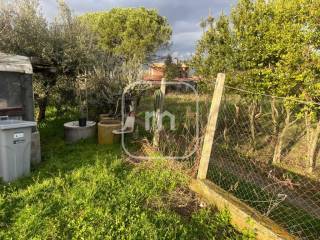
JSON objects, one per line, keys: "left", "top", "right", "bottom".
{"left": 135, "top": 84, "right": 320, "bottom": 239}
{"left": 204, "top": 85, "right": 320, "bottom": 240}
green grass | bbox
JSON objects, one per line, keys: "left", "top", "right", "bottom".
{"left": 0, "top": 111, "right": 248, "bottom": 239}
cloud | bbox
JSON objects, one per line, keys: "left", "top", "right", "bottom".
{"left": 172, "top": 31, "right": 202, "bottom": 55}
{"left": 40, "top": 0, "right": 236, "bottom": 59}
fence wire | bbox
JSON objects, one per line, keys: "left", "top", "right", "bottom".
{"left": 205, "top": 86, "right": 320, "bottom": 240}
{"left": 135, "top": 83, "right": 320, "bottom": 239}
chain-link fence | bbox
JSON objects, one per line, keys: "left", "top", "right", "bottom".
{"left": 204, "top": 85, "right": 320, "bottom": 240}
{"left": 134, "top": 81, "right": 320, "bottom": 239}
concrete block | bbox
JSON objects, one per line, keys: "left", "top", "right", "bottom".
{"left": 31, "top": 131, "right": 41, "bottom": 165}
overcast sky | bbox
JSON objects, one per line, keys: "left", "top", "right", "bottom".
{"left": 40, "top": 0, "right": 236, "bottom": 59}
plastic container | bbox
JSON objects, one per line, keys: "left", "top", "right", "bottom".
{"left": 78, "top": 118, "right": 87, "bottom": 127}
{"left": 0, "top": 120, "right": 36, "bottom": 182}
{"left": 98, "top": 120, "right": 121, "bottom": 145}
{"left": 99, "top": 114, "right": 114, "bottom": 122}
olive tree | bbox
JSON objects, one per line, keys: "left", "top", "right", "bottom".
{"left": 0, "top": 0, "right": 100, "bottom": 121}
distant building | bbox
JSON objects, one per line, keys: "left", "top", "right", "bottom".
{"left": 144, "top": 63, "right": 166, "bottom": 82}
{"left": 143, "top": 62, "right": 200, "bottom": 84}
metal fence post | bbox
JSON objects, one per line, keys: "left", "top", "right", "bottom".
{"left": 197, "top": 73, "right": 226, "bottom": 180}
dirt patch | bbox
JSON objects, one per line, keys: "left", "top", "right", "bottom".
{"left": 127, "top": 141, "right": 208, "bottom": 218}
{"left": 147, "top": 186, "right": 206, "bottom": 218}
{"left": 125, "top": 155, "right": 145, "bottom": 165}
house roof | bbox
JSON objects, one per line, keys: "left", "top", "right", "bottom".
{"left": 0, "top": 52, "right": 33, "bottom": 74}
{"left": 151, "top": 63, "right": 165, "bottom": 68}
{"left": 144, "top": 77, "right": 200, "bottom": 82}
{"left": 152, "top": 62, "right": 189, "bottom": 69}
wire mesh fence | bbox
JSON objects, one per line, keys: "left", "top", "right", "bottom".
{"left": 135, "top": 85, "right": 203, "bottom": 164}
{"left": 133, "top": 81, "right": 320, "bottom": 239}
{"left": 205, "top": 85, "right": 320, "bottom": 240}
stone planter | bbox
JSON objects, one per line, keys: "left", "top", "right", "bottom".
{"left": 64, "top": 121, "right": 96, "bottom": 144}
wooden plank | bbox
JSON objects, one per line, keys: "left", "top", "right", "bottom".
{"left": 190, "top": 179, "right": 297, "bottom": 240}
{"left": 0, "top": 107, "right": 24, "bottom": 116}
{"left": 197, "top": 73, "right": 225, "bottom": 179}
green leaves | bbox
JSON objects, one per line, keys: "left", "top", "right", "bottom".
{"left": 164, "top": 55, "right": 181, "bottom": 80}
{"left": 192, "top": 14, "right": 234, "bottom": 84}
{"left": 80, "top": 8, "right": 172, "bottom": 62}
{"left": 193, "top": 0, "right": 320, "bottom": 103}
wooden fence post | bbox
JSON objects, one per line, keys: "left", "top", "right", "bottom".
{"left": 153, "top": 78, "right": 166, "bottom": 148}
{"left": 197, "top": 73, "right": 226, "bottom": 180}
{"left": 160, "top": 77, "right": 166, "bottom": 96}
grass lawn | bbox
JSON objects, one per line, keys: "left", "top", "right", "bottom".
{"left": 0, "top": 112, "right": 249, "bottom": 239}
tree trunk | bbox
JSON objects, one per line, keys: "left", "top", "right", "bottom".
{"left": 272, "top": 130, "right": 285, "bottom": 164}
{"left": 272, "top": 108, "right": 291, "bottom": 165}
{"left": 306, "top": 113, "right": 320, "bottom": 173}
{"left": 271, "top": 97, "right": 279, "bottom": 136}
{"left": 37, "top": 95, "right": 48, "bottom": 122}
{"left": 248, "top": 101, "right": 257, "bottom": 151}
